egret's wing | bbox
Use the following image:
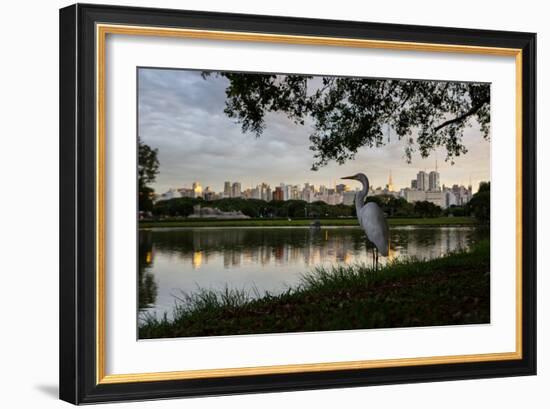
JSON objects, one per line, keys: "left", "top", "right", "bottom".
{"left": 362, "top": 203, "right": 389, "bottom": 256}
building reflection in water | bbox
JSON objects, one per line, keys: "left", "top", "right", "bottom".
{"left": 142, "top": 226, "right": 482, "bottom": 270}
{"left": 138, "top": 231, "right": 158, "bottom": 310}
{"left": 192, "top": 251, "right": 203, "bottom": 269}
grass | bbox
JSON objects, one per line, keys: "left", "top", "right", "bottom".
{"left": 139, "top": 216, "right": 477, "bottom": 229}
{"left": 139, "top": 240, "right": 490, "bottom": 339}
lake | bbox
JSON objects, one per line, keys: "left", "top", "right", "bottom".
{"left": 139, "top": 226, "right": 488, "bottom": 319}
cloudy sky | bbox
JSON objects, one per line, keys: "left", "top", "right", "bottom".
{"left": 138, "top": 68, "right": 490, "bottom": 194}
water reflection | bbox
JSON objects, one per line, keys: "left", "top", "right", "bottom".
{"left": 139, "top": 226, "right": 487, "bottom": 319}
{"left": 138, "top": 231, "right": 157, "bottom": 309}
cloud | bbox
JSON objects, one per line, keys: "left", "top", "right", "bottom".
{"left": 138, "top": 68, "right": 490, "bottom": 194}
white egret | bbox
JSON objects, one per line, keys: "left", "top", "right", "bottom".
{"left": 341, "top": 173, "right": 389, "bottom": 268}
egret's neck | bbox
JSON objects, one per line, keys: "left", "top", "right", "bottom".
{"left": 355, "top": 175, "right": 369, "bottom": 214}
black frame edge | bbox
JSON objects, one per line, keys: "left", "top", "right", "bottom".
{"left": 520, "top": 33, "right": 537, "bottom": 376}
{"left": 59, "top": 3, "right": 537, "bottom": 404}
{"left": 59, "top": 3, "right": 78, "bottom": 405}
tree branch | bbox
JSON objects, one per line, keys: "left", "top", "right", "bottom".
{"left": 433, "top": 98, "right": 489, "bottom": 132}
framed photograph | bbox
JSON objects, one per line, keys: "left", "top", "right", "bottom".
{"left": 59, "top": 3, "right": 536, "bottom": 404}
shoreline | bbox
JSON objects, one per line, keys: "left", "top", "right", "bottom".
{"left": 139, "top": 216, "right": 478, "bottom": 229}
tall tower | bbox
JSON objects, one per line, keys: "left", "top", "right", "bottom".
{"left": 417, "top": 171, "right": 428, "bottom": 191}
{"left": 387, "top": 170, "right": 394, "bottom": 192}
{"left": 232, "top": 182, "right": 241, "bottom": 198}
{"left": 224, "top": 181, "right": 232, "bottom": 198}
{"left": 428, "top": 160, "right": 441, "bottom": 191}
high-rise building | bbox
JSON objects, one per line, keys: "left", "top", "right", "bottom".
{"left": 232, "top": 182, "right": 241, "bottom": 198}
{"left": 444, "top": 189, "right": 458, "bottom": 208}
{"left": 411, "top": 179, "right": 418, "bottom": 189}
{"left": 335, "top": 183, "right": 347, "bottom": 194}
{"left": 178, "top": 188, "right": 195, "bottom": 198}
{"left": 405, "top": 189, "right": 425, "bottom": 203}
{"left": 425, "top": 190, "right": 445, "bottom": 207}
{"left": 282, "top": 184, "right": 291, "bottom": 201}
{"left": 273, "top": 187, "right": 284, "bottom": 201}
{"left": 428, "top": 171, "right": 440, "bottom": 191}
{"left": 417, "top": 171, "right": 428, "bottom": 191}
{"left": 203, "top": 186, "right": 216, "bottom": 201}
{"left": 258, "top": 183, "right": 271, "bottom": 201}
{"left": 224, "top": 181, "right": 232, "bottom": 198}
{"left": 303, "top": 186, "right": 315, "bottom": 203}
{"left": 451, "top": 184, "right": 473, "bottom": 205}
{"left": 301, "top": 183, "right": 315, "bottom": 203}
{"left": 251, "top": 186, "right": 260, "bottom": 200}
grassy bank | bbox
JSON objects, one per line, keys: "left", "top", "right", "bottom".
{"left": 139, "top": 216, "right": 477, "bottom": 229}
{"left": 139, "top": 240, "right": 490, "bottom": 339}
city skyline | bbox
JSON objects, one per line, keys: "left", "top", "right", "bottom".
{"left": 157, "top": 166, "right": 483, "bottom": 198}
{"left": 139, "top": 68, "right": 490, "bottom": 196}
{"left": 157, "top": 167, "right": 475, "bottom": 210}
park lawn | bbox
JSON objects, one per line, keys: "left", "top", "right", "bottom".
{"left": 139, "top": 216, "right": 477, "bottom": 229}
{"left": 139, "top": 240, "right": 490, "bottom": 339}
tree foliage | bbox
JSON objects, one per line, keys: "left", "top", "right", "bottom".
{"left": 204, "top": 72, "right": 490, "bottom": 169}
{"left": 138, "top": 137, "right": 159, "bottom": 188}
{"left": 468, "top": 182, "right": 490, "bottom": 223}
{"left": 413, "top": 201, "right": 443, "bottom": 218}
{"left": 444, "top": 205, "right": 468, "bottom": 217}
{"left": 366, "top": 195, "right": 415, "bottom": 217}
{"left": 138, "top": 137, "right": 160, "bottom": 212}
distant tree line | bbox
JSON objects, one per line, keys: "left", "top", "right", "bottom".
{"left": 153, "top": 197, "right": 353, "bottom": 219}
{"left": 365, "top": 195, "right": 442, "bottom": 218}
{"left": 149, "top": 182, "right": 490, "bottom": 223}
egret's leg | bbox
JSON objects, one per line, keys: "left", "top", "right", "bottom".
{"left": 366, "top": 242, "right": 372, "bottom": 269}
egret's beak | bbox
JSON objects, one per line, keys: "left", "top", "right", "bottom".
{"left": 341, "top": 176, "right": 355, "bottom": 180}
